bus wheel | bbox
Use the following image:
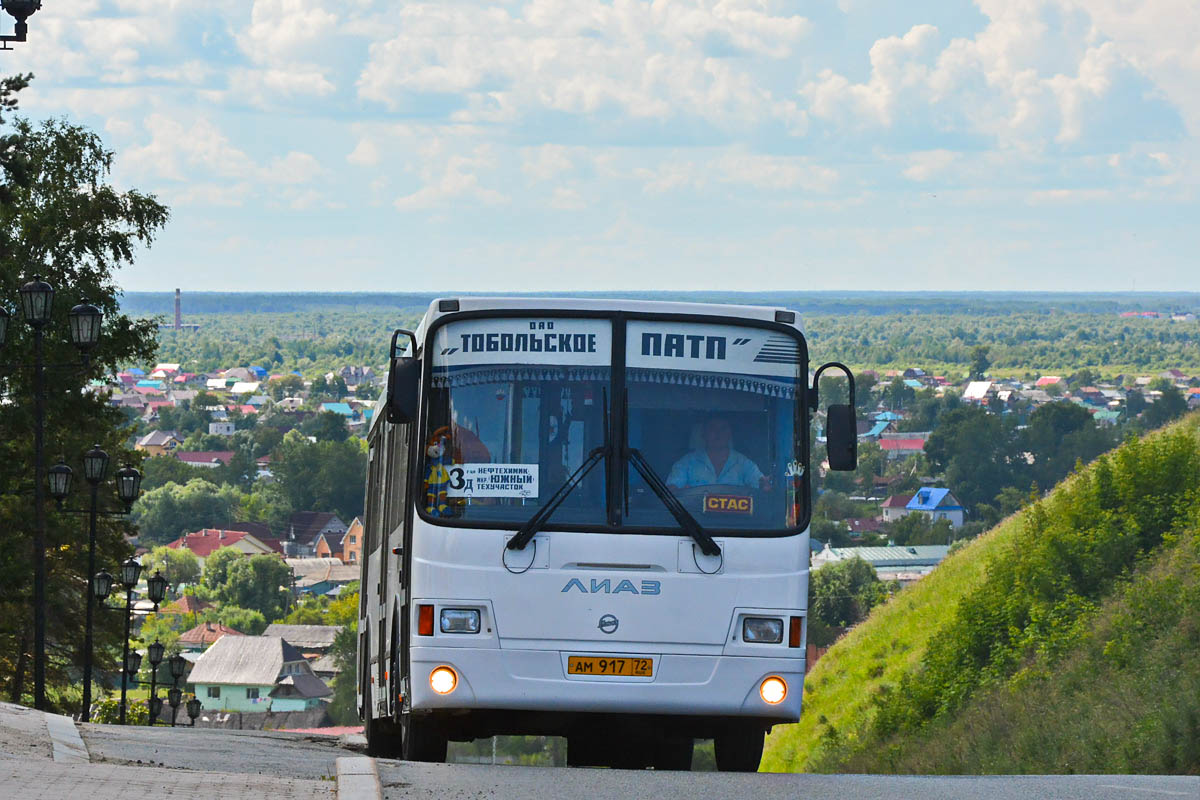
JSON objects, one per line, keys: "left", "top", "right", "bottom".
{"left": 401, "top": 712, "right": 447, "bottom": 763}
{"left": 714, "top": 725, "right": 764, "bottom": 772}
{"left": 652, "top": 736, "right": 694, "bottom": 771}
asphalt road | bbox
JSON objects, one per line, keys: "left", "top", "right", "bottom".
{"left": 74, "top": 723, "right": 1200, "bottom": 799}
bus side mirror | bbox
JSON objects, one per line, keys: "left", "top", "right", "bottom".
{"left": 826, "top": 404, "right": 857, "bottom": 471}
{"left": 813, "top": 361, "right": 858, "bottom": 472}
{"left": 386, "top": 328, "right": 419, "bottom": 425}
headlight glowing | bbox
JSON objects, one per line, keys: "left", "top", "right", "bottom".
{"left": 742, "top": 617, "right": 784, "bottom": 644}
{"left": 430, "top": 666, "right": 458, "bottom": 695}
{"left": 440, "top": 608, "right": 481, "bottom": 634}
{"left": 760, "top": 676, "right": 787, "bottom": 705}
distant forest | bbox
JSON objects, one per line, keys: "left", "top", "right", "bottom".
{"left": 123, "top": 290, "right": 1200, "bottom": 317}
{"left": 128, "top": 292, "right": 1200, "bottom": 377}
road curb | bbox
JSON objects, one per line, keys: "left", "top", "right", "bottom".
{"left": 44, "top": 712, "right": 88, "bottom": 764}
{"left": 336, "top": 756, "right": 382, "bottom": 800}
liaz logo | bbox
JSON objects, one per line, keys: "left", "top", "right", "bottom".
{"left": 562, "top": 578, "right": 661, "bottom": 595}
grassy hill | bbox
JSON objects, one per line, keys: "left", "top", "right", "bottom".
{"left": 764, "top": 414, "right": 1200, "bottom": 774}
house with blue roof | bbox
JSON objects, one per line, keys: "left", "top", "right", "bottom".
{"left": 906, "top": 488, "right": 964, "bottom": 528}
{"left": 320, "top": 402, "right": 355, "bottom": 418}
{"left": 860, "top": 419, "right": 891, "bottom": 439}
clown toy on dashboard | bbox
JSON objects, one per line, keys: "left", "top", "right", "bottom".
{"left": 424, "top": 429, "right": 453, "bottom": 517}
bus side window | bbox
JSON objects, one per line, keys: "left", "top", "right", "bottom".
{"left": 364, "top": 438, "right": 382, "bottom": 607}
{"left": 386, "top": 422, "right": 410, "bottom": 536}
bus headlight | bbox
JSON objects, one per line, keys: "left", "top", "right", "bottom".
{"left": 430, "top": 666, "right": 458, "bottom": 695}
{"left": 742, "top": 617, "right": 784, "bottom": 644}
{"left": 439, "top": 608, "right": 481, "bottom": 634}
{"left": 760, "top": 676, "right": 787, "bottom": 705}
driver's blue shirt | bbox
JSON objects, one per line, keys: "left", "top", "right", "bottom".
{"left": 667, "top": 448, "right": 764, "bottom": 489}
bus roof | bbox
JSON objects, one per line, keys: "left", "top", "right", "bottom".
{"left": 414, "top": 296, "right": 804, "bottom": 346}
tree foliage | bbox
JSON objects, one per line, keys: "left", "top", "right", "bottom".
{"left": 809, "top": 558, "right": 893, "bottom": 647}
{"left": 0, "top": 77, "right": 169, "bottom": 707}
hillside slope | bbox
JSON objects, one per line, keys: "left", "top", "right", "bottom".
{"left": 763, "top": 414, "right": 1200, "bottom": 774}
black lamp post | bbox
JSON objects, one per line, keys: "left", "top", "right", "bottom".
{"left": 79, "top": 444, "right": 107, "bottom": 720}
{"left": 166, "top": 653, "right": 188, "bottom": 726}
{"left": 146, "top": 640, "right": 164, "bottom": 725}
{"left": 1, "top": 0, "right": 41, "bottom": 48}
{"left": 186, "top": 696, "right": 202, "bottom": 725}
{"left": 115, "top": 557, "right": 140, "bottom": 725}
{"left": 0, "top": 275, "right": 103, "bottom": 711}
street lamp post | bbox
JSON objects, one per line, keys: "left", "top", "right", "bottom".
{"left": 146, "top": 640, "right": 164, "bottom": 725}
{"left": 115, "top": 557, "right": 140, "bottom": 725}
{"left": 68, "top": 448, "right": 142, "bottom": 723}
{"left": 0, "top": 0, "right": 41, "bottom": 49}
{"left": 0, "top": 278, "right": 103, "bottom": 711}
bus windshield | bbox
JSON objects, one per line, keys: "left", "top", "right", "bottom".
{"left": 624, "top": 320, "right": 807, "bottom": 531}
{"left": 423, "top": 317, "right": 611, "bottom": 526}
{"left": 420, "top": 315, "right": 808, "bottom": 533}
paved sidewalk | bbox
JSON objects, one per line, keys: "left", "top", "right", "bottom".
{"left": 2, "top": 759, "right": 334, "bottom": 799}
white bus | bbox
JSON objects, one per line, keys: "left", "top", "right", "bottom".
{"left": 358, "top": 297, "right": 857, "bottom": 771}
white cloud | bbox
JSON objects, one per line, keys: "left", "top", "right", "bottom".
{"left": 394, "top": 149, "right": 507, "bottom": 211}
{"left": 347, "top": 138, "right": 382, "bottom": 167}
{"left": 903, "top": 150, "right": 960, "bottom": 181}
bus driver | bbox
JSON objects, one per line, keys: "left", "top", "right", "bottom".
{"left": 666, "top": 417, "right": 771, "bottom": 492}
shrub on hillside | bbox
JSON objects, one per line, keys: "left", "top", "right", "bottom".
{"left": 871, "top": 426, "right": 1200, "bottom": 740}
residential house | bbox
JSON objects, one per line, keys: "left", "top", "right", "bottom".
{"left": 880, "top": 494, "right": 912, "bottom": 522}
{"left": 174, "top": 450, "right": 235, "bottom": 468}
{"left": 320, "top": 402, "right": 355, "bottom": 418}
{"left": 285, "top": 512, "right": 348, "bottom": 556}
{"left": 342, "top": 518, "right": 363, "bottom": 564}
{"left": 962, "top": 381, "right": 992, "bottom": 403}
{"left": 230, "top": 381, "right": 261, "bottom": 396}
{"left": 208, "top": 421, "right": 236, "bottom": 436}
{"left": 295, "top": 563, "right": 360, "bottom": 596}
{"left": 811, "top": 543, "right": 951, "bottom": 584}
{"left": 906, "top": 488, "right": 965, "bottom": 528}
{"left": 1035, "top": 376, "right": 1064, "bottom": 388}
{"left": 167, "top": 529, "right": 282, "bottom": 568}
{"left": 880, "top": 438, "right": 927, "bottom": 461}
{"left": 159, "top": 595, "right": 213, "bottom": 620}
{"left": 178, "top": 621, "right": 243, "bottom": 653}
{"left": 188, "top": 635, "right": 330, "bottom": 712}
{"left": 136, "top": 430, "right": 182, "bottom": 456}
{"left": 262, "top": 624, "right": 342, "bottom": 660}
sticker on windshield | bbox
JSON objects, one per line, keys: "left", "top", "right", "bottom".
{"left": 445, "top": 463, "right": 540, "bottom": 499}
{"left": 704, "top": 494, "right": 754, "bottom": 514}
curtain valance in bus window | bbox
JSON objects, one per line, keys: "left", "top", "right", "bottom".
{"left": 626, "top": 369, "right": 797, "bottom": 399}
{"left": 432, "top": 366, "right": 610, "bottom": 389}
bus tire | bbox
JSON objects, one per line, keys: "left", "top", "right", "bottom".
{"left": 401, "top": 712, "right": 447, "bottom": 763}
{"left": 714, "top": 726, "right": 764, "bottom": 772}
{"left": 652, "top": 736, "right": 694, "bottom": 771}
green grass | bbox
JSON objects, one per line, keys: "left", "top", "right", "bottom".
{"left": 761, "top": 517, "right": 1014, "bottom": 772}
{"left": 764, "top": 415, "right": 1200, "bottom": 774}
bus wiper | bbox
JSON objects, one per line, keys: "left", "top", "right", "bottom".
{"left": 506, "top": 446, "right": 607, "bottom": 552}
{"left": 625, "top": 448, "right": 721, "bottom": 558}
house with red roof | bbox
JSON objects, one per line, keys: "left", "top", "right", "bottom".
{"left": 174, "top": 450, "right": 235, "bottom": 468}
{"left": 880, "top": 494, "right": 913, "bottom": 523}
{"left": 167, "top": 528, "right": 282, "bottom": 567}
{"left": 880, "top": 438, "right": 927, "bottom": 460}
{"left": 178, "top": 621, "right": 244, "bottom": 652}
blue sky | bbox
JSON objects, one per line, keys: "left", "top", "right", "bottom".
{"left": 7, "top": 0, "right": 1199, "bottom": 292}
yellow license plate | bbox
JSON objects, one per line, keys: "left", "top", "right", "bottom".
{"left": 567, "top": 656, "right": 653, "bottom": 677}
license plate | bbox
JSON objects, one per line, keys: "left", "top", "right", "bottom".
{"left": 567, "top": 656, "right": 653, "bottom": 677}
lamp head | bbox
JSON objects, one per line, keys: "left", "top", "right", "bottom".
{"left": 124, "top": 650, "right": 142, "bottom": 676}
{"left": 92, "top": 571, "right": 114, "bottom": 601}
{"left": 18, "top": 275, "right": 53, "bottom": 327}
{"left": 186, "top": 696, "right": 201, "bottom": 720}
{"left": 2, "top": 1, "right": 42, "bottom": 23}
{"left": 115, "top": 464, "right": 142, "bottom": 509}
{"left": 83, "top": 444, "right": 109, "bottom": 485}
{"left": 148, "top": 640, "right": 165, "bottom": 667}
{"left": 47, "top": 460, "right": 72, "bottom": 504}
{"left": 146, "top": 570, "right": 168, "bottom": 605}
{"left": 68, "top": 298, "right": 103, "bottom": 351}
{"left": 119, "top": 556, "right": 141, "bottom": 590}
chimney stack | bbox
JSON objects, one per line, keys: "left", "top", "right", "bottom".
{"left": 174, "top": 288, "right": 182, "bottom": 331}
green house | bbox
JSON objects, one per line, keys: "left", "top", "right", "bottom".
{"left": 187, "top": 635, "right": 330, "bottom": 712}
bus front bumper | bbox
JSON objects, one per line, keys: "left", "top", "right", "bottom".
{"left": 408, "top": 645, "right": 804, "bottom": 721}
